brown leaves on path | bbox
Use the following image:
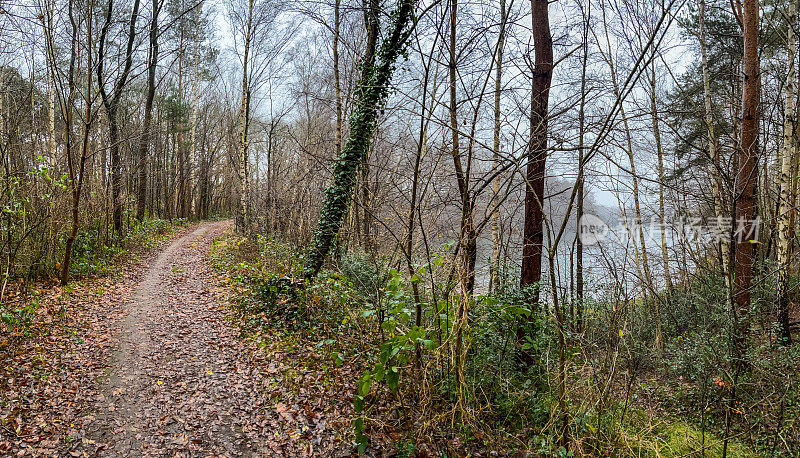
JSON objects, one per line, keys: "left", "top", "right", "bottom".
{"left": 2, "top": 221, "right": 353, "bottom": 457}
{"left": 1, "top": 225, "right": 192, "bottom": 456}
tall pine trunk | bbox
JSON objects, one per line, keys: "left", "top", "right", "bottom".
{"left": 733, "top": 0, "right": 760, "bottom": 355}
{"left": 518, "top": 0, "right": 553, "bottom": 367}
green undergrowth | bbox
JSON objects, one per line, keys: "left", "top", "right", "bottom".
{"left": 652, "top": 422, "right": 753, "bottom": 457}
{"left": 67, "top": 217, "right": 188, "bottom": 277}
{"left": 208, "top": 233, "right": 769, "bottom": 456}
{"left": 210, "top": 233, "right": 382, "bottom": 451}
{"left": 1, "top": 218, "right": 188, "bottom": 340}
{"left": 605, "top": 414, "right": 755, "bottom": 457}
{"left": 209, "top": 234, "right": 358, "bottom": 331}
{"left": 209, "top": 236, "right": 373, "bottom": 386}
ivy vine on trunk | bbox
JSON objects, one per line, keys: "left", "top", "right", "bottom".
{"left": 303, "top": 0, "right": 417, "bottom": 280}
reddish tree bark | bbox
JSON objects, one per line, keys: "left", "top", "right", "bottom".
{"left": 733, "top": 0, "right": 759, "bottom": 351}
{"left": 521, "top": 0, "right": 553, "bottom": 300}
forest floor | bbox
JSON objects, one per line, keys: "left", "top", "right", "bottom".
{"left": 1, "top": 221, "right": 352, "bottom": 457}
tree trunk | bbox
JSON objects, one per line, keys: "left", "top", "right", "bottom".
{"left": 333, "top": 0, "right": 342, "bottom": 157}
{"left": 236, "top": 0, "right": 254, "bottom": 233}
{"left": 137, "top": 0, "right": 159, "bottom": 221}
{"left": 189, "top": 8, "right": 201, "bottom": 220}
{"left": 517, "top": 0, "right": 552, "bottom": 369}
{"left": 777, "top": 0, "right": 796, "bottom": 345}
{"left": 406, "top": 33, "right": 439, "bottom": 367}
{"left": 448, "top": 0, "right": 472, "bottom": 396}
{"left": 700, "top": 0, "right": 730, "bottom": 295}
{"left": 600, "top": 5, "right": 653, "bottom": 300}
{"left": 491, "top": 0, "right": 507, "bottom": 293}
{"left": 176, "top": 23, "right": 187, "bottom": 219}
{"left": 576, "top": 0, "right": 590, "bottom": 333}
{"left": 303, "top": 0, "right": 417, "bottom": 279}
{"left": 520, "top": 0, "right": 553, "bottom": 299}
{"left": 733, "top": 0, "right": 760, "bottom": 354}
{"left": 61, "top": 0, "right": 91, "bottom": 285}
{"left": 97, "top": 0, "right": 141, "bottom": 236}
{"left": 109, "top": 116, "right": 123, "bottom": 233}
{"left": 48, "top": 41, "right": 56, "bottom": 161}
{"left": 648, "top": 60, "right": 666, "bottom": 350}
{"left": 649, "top": 67, "right": 670, "bottom": 289}
{"left": 358, "top": 0, "right": 379, "bottom": 253}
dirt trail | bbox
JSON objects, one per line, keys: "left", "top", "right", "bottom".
{"left": 85, "top": 221, "right": 274, "bottom": 456}
{"left": 0, "top": 221, "right": 349, "bottom": 456}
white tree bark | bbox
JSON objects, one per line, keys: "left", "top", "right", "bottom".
{"left": 237, "top": 0, "right": 254, "bottom": 233}
{"left": 777, "top": 0, "right": 796, "bottom": 344}
{"left": 190, "top": 8, "right": 201, "bottom": 219}
{"left": 490, "top": 0, "right": 506, "bottom": 291}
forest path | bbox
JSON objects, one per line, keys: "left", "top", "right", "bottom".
{"left": 85, "top": 220, "right": 276, "bottom": 457}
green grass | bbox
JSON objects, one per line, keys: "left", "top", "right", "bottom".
{"left": 617, "top": 417, "right": 757, "bottom": 457}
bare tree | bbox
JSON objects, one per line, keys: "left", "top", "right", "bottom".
{"left": 97, "top": 0, "right": 142, "bottom": 236}
{"left": 304, "top": 0, "right": 417, "bottom": 278}
{"left": 136, "top": 0, "right": 162, "bottom": 220}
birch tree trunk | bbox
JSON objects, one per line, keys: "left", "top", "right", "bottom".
{"left": 777, "top": 0, "right": 796, "bottom": 345}
{"left": 648, "top": 63, "right": 670, "bottom": 291}
{"left": 490, "top": 0, "right": 506, "bottom": 292}
{"left": 647, "top": 60, "right": 666, "bottom": 350}
{"left": 48, "top": 38, "right": 56, "bottom": 161}
{"left": 600, "top": 6, "right": 653, "bottom": 299}
{"left": 1, "top": 70, "right": 4, "bottom": 148}
{"left": 236, "top": 0, "right": 254, "bottom": 233}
